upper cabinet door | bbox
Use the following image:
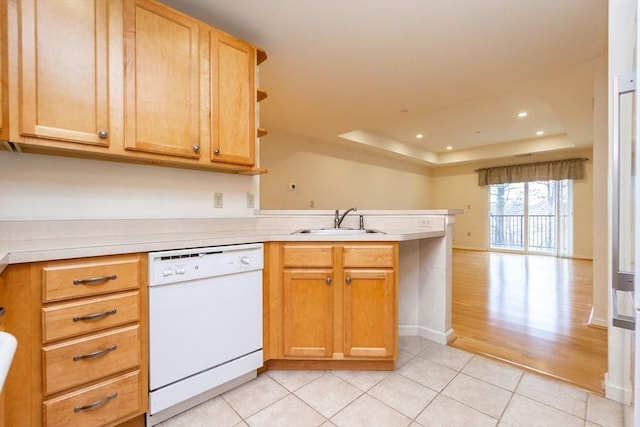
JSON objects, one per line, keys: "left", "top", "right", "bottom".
{"left": 19, "top": 0, "right": 112, "bottom": 146}
{"left": 210, "top": 30, "right": 256, "bottom": 166}
{"left": 124, "top": 0, "right": 200, "bottom": 159}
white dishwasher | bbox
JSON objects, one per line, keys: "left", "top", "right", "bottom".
{"left": 147, "top": 243, "right": 264, "bottom": 426}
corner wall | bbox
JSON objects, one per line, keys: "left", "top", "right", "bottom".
{"left": 259, "top": 132, "right": 431, "bottom": 210}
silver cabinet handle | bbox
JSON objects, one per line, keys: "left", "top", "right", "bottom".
{"left": 73, "top": 344, "right": 117, "bottom": 361}
{"left": 346, "top": 276, "right": 351, "bottom": 285}
{"left": 214, "top": 148, "right": 220, "bottom": 155}
{"left": 192, "top": 144, "right": 200, "bottom": 152}
{"left": 74, "top": 392, "right": 117, "bottom": 413}
{"left": 325, "top": 277, "right": 332, "bottom": 285}
{"left": 73, "top": 275, "right": 117, "bottom": 285}
{"left": 73, "top": 309, "right": 117, "bottom": 322}
{"left": 98, "top": 130, "right": 108, "bottom": 138}
{"left": 611, "top": 73, "right": 636, "bottom": 330}
{"left": 612, "top": 288, "right": 635, "bottom": 330}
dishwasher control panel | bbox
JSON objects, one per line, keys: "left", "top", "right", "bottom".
{"left": 148, "top": 243, "right": 264, "bottom": 286}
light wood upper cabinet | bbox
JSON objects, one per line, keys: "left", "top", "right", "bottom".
{"left": 19, "top": 0, "right": 119, "bottom": 147}
{"left": 3, "top": 0, "right": 265, "bottom": 173}
{"left": 124, "top": 0, "right": 200, "bottom": 159}
{"left": 209, "top": 30, "right": 256, "bottom": 166}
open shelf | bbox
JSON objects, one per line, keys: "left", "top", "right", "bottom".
{"left": 256, "top": 48, "right": 267, "bottom": 66}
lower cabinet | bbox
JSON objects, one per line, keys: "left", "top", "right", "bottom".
{"left": 283, "top": 268, "right": 334, "bottom": 358}
{"left": 265, "top": 242, "right": 398, "bottom": 368}
{"left": 343, "top": 268, "right": 396, "bottom": 358}
{"left": 0, "top": 254, "right": 148, "bottom": 427}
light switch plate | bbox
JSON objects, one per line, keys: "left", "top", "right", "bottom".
{"left": 214, "top": 192, "right": 223, "bottom": 208}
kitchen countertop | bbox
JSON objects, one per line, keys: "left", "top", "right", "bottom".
{"left": 0, "top": 210, "right": 461, "bottom": 273}
{"left": 0, "top": 211, "right": 459, "bottom": 347}
{"left": 0, "top": 228, "right": 444, "bottom": 273}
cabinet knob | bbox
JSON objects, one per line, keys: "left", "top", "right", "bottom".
{"left": 193, "top": 144, "right": 200, "bottom": 153}
{"left": 346, "top": 276, "right": 352, "bottom": 285}
{"left": 214, "top": 148, "right": 220, "bottom": 155}
{"left": 325, "top": 277, "right": 332, "bottom": 285}
{"left": 97, "top": 130, "right": 108, "bottom": 139}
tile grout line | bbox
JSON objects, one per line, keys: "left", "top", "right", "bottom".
{"left": 203, "top": 338, "right": 610, "bottom": 426}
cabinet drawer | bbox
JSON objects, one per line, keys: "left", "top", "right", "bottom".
{"left": 42, "top": 292, "right": 140, "bottom": 343}
{"left": 343, "top": 245, "right": 395, "bottom": 268}
{"left": 283, "top": 245, "right": 333, "bottom": 267}
{"left": 43, "top": 257, "right": 141, "bottom": 302}
{"left": 43, "top": 325, "right": 140, "bottom": 395}
{"left": 43, "top": 370, "right": 142, "bottom": 427}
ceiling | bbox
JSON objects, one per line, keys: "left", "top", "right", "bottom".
{"left": 159, "top": 0, "right": 607, "bottom": 166}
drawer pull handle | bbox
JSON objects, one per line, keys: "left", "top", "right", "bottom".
{"left": 73, "top": 309, "right": 117, "bottom": 322}
{"left": 74, "top": 392, "right": 117, "bottom": 413}
{"left": 73, "top": 345, "right": 117, "bottom": 361}
{"left": 73, "top": 275, "right": 117, "bottom": 285}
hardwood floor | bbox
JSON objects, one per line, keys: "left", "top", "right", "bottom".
{"left": 449, "top": 249, "right": 607, "bottom": 394}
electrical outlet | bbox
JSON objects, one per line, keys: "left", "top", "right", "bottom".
{"left": 419, "top": 217, "right": 432, "bottom": 227}
{"left": 246, "top": 193, "right": 255, "bottom": 209}
{"left": 214, "top": 192, "right": 223, "bottom": 208}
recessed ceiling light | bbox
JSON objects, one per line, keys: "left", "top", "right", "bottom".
{"left": 416, "top": 134, "right": 423, "bottom": 139}
{"left": 518, "top": 112, "right": 528, "bottom": 118}
{"left": 446, "top": 146, "right": 453, "bottom": 150}
{"left": 536, "top": 130, "right": 544, "bottom": 136}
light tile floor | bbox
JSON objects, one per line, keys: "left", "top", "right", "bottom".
{"left": 159, "top": 336, "right": 627, "bottom": 427}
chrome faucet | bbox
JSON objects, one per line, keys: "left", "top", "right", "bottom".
{"left": 334, "top": 207, "right": 357, "bottom": 228}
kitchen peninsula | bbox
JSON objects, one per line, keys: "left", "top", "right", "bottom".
{"left": 0, "top": 210, "right": 458, "bottom": 344}
{"left": 0, "top": 209, "right": 459, "bottom": 426}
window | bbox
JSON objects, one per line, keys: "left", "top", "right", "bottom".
{"left": 489, "top": 180, "right": 573, "bottom": 256}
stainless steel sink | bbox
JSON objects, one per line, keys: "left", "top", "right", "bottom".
{"left": 292, "top": 228, "right": 384, "bottom": 235}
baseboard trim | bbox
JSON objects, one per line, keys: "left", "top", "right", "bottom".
{"left": 605, "top": 372, "right": 633, "bottom": 405}
{"left": 417, "top": 326, "right": 453, "bottom": 345}
{"left": 588, "top": 307, "right": 608, "bottom": 329}
{"left": 398, "top": 325, "right": 453, "bottom": 345}
{"left": 452, "top": 245, "right": 486, "bottom": 252}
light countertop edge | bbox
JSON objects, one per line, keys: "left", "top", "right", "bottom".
{"left": 256, "top": 209, "right": 464, "bottom": 216}
{"left": 0, "top": 229, "right": 444, "bottom": 273}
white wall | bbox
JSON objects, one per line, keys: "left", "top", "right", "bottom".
{"left": 260, "top": 132, "right": 431, "bottom": 210}
{"left": 429, "top": 164, "right": 488, "bottom": 250}
{"left": 591, "top": 54, "right": 609, "bottom": 328}
{"left": 0, "top": 151, "right": 259, "bottom": 220}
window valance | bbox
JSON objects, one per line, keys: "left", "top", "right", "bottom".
{"left": 476, "top": 158, "right": 587, "bottom": 186}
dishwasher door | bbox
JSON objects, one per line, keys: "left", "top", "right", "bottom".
{"left": 149, "top": 268, "right": 263, "bottom": 391}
